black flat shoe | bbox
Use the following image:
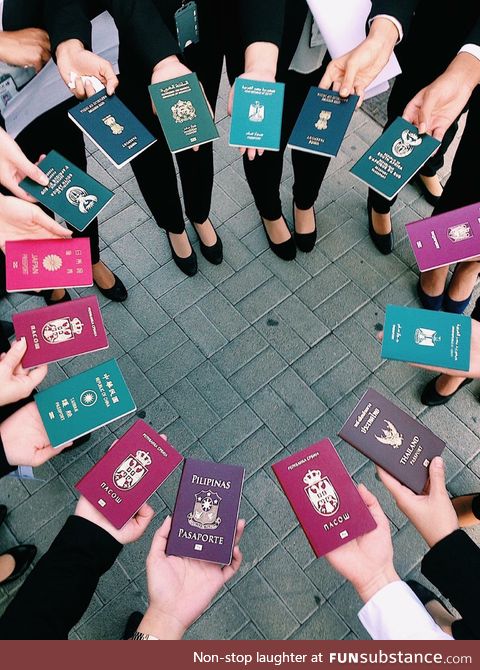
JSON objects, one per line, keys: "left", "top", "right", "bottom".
{"left": 42, "top": 289, "right": 72, "bottom": 306}
{"left": 123, "top": 611, "right": 143, "bottom": 640}
{"left": 167, "top": 233, "right": 198, "bottom": 276}
{"left": 193, "top": 225, "right": 223, "bottom": 265}
{"left": 293, "top": 203, "right": 317, "bottom": 253}
{"left": 261, "top": 216, "right": 296, "bottom": 261}
{"left": 416, "top": 174, "right": 442, "bottom": 207}
{"left": 421, "top": 376, "right": 473, "bottom": 406}
{"left": 407, "top": 580, "right": 453, "bottom": 614}
{"left": 367, "top": 201, "right": 394, "bottom": 255}
{"left": 417, "top": 279, "right": 444, "bottom": 311}
{"left": 0, "top": 504, "right": 6, "bottom": 528}
{"left": 0, "top": 320, "right": 14, "bottom": 339}
{"left": 0, "top": 544, "right": 37, "bottom": 585}
{"left": 95, "top": 273, "right": 128, "bottom": 302}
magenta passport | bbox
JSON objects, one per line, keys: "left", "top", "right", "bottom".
{"left": 272, "top": 440, "right": 377, "bottom": 557}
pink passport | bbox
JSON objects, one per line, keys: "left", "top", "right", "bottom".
{"left": 13, "top": 295, "right": 108, "bottom": 368}
{"left": 272, "top": 439, "right": 377, "bottom": 557}
{"left": 406, "top": 202, "right": 480, "bottom": 271}
{"left": 5, "top": 238, "right": 93, "bottom": 291}
{"left": 76, "top": 420, "right": 183, "bottom": 529}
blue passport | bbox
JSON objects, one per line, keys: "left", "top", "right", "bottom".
{"left": 382, "top": 305, "right": 471, "bottom": 371}
{"left": 68, "top": 91, "right": 156, "bottom": 169}
{"left": 288, "top": 88, "right": 358, "bottom": 157}
{"left": 229, "top": 78, "right": 285, "bottom": 151}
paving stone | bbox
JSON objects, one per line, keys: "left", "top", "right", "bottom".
{"left": 275, "top": 295, "right": 330, "bottom": 346}
{"left": 224, "top": 426, "right": 284, "bottom": 480}
{"left": 130, "top": 320, "right": 187, "bottom": 371}
{"left": 296, "top": 264, "right": 350, "bottom": 310}
{"left": 197, "top": 289, "right": 249, "bottom": 341}
{"left": 161, "top": 273, "right": 214, "bottom": 318}
{"left": 211, "top": 327, "right": 268, "bottom": 378}
{"left": 146, "top": 341, "right": 205, "bottom": 393}
{"left": 185, "top": 593, "right": 249, "bottom": 640}
{"left": 124, "top": 283, "right": 170, "bottom": 335}
{"left": 334, "top": 317, "right": 383, "bottom": 372}
{"left": 293, "top": 334, "right": 349, "bottom": 386}
{"left": 110, "top": 233, "right": 159, "bottom": 280}
{"left": 201, "top": 404, "right": 262, "bottom": 459}
{"left": 187, "top": 360, "right": 242, "bottom": 418}
{"left": 336, "top": 248, "right": 388, "bottom": 296}
{"left": 260, "top": 252, "right": 311, "bottom": 292}
{"left": 7, "top": 479, "right": 75, "bottom": 539}
{"left": 249, "top": 386, "right": 305, "bottom": 445}
{"left": 219, "top": 259, "right": 271, "bottom": 304}
{"left": 228, "top": 516, "right": 278, "bottom": 589}
{"left": 76, "top": 583, "right": 147, "bottom": 640}
{"left": 117, "top": 354, "right": 160, "bottom": 410}
{"left": 165, "top": 378, "right": 220, "bottom": 438}
{"left": 100, "top": 203, "right": 150, "bottom": 245}
{"left": 244, "top": 469, "right": 298, "bottom": 540}
{"left": 291, "top": 602, "right": 350, "bottom": 640}
{"left": 142, "top": 260, "right": 187, "bottom": 299}
{"left": 283, "top": 526, "right": 315, "bottom": 571}
{"left": 320, "top": 218, "right": 367, "bottom": 261}
{"left": 255, "top": 312, "right": 309, "bottom": 364}
{"left": 270, "top": 368, "right": 328, "bottom": 426}
{"left": 102, "top": 302, "right": 147, "bottom": 350}
{"left": 236, "top": 277, "right": 290, "bottom": 323}
{"left": 176, "top": 305, "right": 227, "bottom": 356}
{"left": 230, "top": 347, "right": 287, "bottom": 399}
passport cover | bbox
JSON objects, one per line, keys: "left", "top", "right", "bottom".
{"left": 382, "top": 304, "right": 471, "bottom": 371}
{"left": 19, "top": 150, "right": 114, "bottom": 231}
{"left": 287, "top": 88, "right": 358, "bottom": 157}
{"left": 272, "top": 440, "right": 377, "bottom": 557}
{"left": 339, "top": 389, "right": 446, "bottom": 493}
{"left": 13, "top": 295, "right": 108, "bottom": 368}
{"left": 68, "top": 91, "right": 157, "bottom": 169}
{"left": 5, "top": 237, "right": 93, "bottom": 292}
{"left": 406, "top": 202, "right": 480, "bottom": 271}
{"left": 35, "top": 359, "right": 136, "bottom": 447}
{"left": 76, "top": 420, "right": 183, "bottom": 529}
{"left": 350, "top": 117, "right": 440, "bottom": 200}
{"left": 148, "top": 73, "right": 219, "bottom": 153}
{"left": 166, "top": 458, "right": 245, "bottom": 565}
{"left": 229, "top": 78, "right": 285, "bottom": 151}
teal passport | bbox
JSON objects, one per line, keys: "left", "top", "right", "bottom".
{"left": 35, "top": 359, "right": 136, "bottom": 447}
{"left": 148, "top": 73, "right": 219, "bottom": 153}
{"left": 382, "top": 305, "right": 471, "bottom": 371}
{"left": 229, "top": 78, "right": 285, "bottom": 151}
{"left": 350, "top": 117, "right": 440, "bottom": 200}
{"left": 20, "top": 150, "right": 114, "bottom": 231}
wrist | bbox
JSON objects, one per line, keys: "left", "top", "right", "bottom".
{"left": 137, "top": 606, "right": 186, "bottom": 640}
{"left": 355, "top": 567, "right": 400, "bottom": 603}
{"left": 152, "top": 55, "right": 182, "bottom": 75}
{"left": 446, "top": 52, "right": 480, "bottom": 91}
{"left": 56, "top": 39, "right": 85, "bottom": 61}
{"left": 368, "top": 17, "right": 399, "bottom": 51}
{"left": 244, "top": 42, "right": 278, "bottom": 79}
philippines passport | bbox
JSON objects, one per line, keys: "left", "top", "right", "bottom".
{"left": 272, "top": 440, "right": 377, "bottom": 558}
{"left": 229, "top": 78, "right": 285, "bottom": 151}
{"left": 76, "top": 420, "right": 183, "bottom": 529}
{"left": 382, "top": 304, "right": 471, "bottom": 371}
{"left": 167, "top": 458, "right": 245, "bottom": 565}
{"left": 339, "top": 389, "right": 446, "bottom": 493}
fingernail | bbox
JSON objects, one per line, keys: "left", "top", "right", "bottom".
{"left": 432, "top": 456, "right": 443, "bottom": 468}
{"left": 340, "top": 88, "right": 348, "bottom": 97}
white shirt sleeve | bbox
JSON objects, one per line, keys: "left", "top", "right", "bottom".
{"left": 358, "top": 581, "right": 454, "bottom": 640}
{"left": 369, "top": 15, "right": 403, "bottom": 44}
{"left": 459, "top": 44, "right": 480, "bottom": 62}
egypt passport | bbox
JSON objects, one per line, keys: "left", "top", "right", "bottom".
{"left": 229, "top": 78, "right": 285, "bottom": 151}
{"left": 76, "top": 420, "right": 183, "bottom": 529}
{"left": 272, "top": 440, "right": 377, "bottom": 558}
{"left": 167, "top": 458, "right": 245, "bottom": 565}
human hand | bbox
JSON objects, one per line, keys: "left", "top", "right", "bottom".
{"left": 0, "top": 28, "right": 50, "bottom": 72}
{"left": 0, "top": 195, "right": 72, "bottom": 250}
{"left": 0, "top": 129, "right": 51, "bottom": 201}
{"left": 0, "top": 338, "right": 47, "bottom": 406}
{"left": 56, "top": 39, "right": 118, "bottom": 99}
{"left": 377, "top": 457, "right": 459, "bottom": 548}
{"left": 75, "top": 496, "right": 155, "bottom": 544}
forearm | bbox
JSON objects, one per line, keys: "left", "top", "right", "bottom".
{"left": 445, "top": 51, "right": 480, "bottom": 91}
{"left": 240, "top": 0, "right": 285, "bottom": 50}
{"left": 244, "top": 42, "right": 279, "bottom": 78}
{"left": 367, "top": 16, "right": 401, "bottom": 54}
{"left": 0, "top": 438, "right": 15, "bottom": 479}
{"left": 45, "top": 0, "right": 93, "bottom": 58}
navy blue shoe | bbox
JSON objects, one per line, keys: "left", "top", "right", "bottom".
{"left": 417, "top": 279, "right": 444, "bottom": 311}
{"left": 443, "top": 291, "right": 473, "bottom": 314}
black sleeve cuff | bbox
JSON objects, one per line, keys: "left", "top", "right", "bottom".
{"left": 50, "top": 515, "right": 122, "bottom": 572}
{"left": 0, "top": 440, "right": 16, "bottom": 479}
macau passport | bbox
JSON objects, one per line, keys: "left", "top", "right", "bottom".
{"left": 288, "top": 88, "right": 358, "bottom": 157}
{"left": 68, "top": 91, "right": 156, "bottom": 169}
{"left": 167, "top": 458, "right": 245, "bottom": 565}
{"left": 229, "top": 78, "right": 285, "bottom": 151}
{"left": 272, "top": 440, "right": 377, "bottom": 558}
{"left": 19, "top": 149, "right": 114, "bottom": 231}
{"left": 382, "top": 304, "right": 471, "bottom": 371}
{"left": 76, "top": 420, "right": 183, "bottom": 529}
{"left": 13, "top": 295, "right": 108, "bottom": 368}
{"left": 35, "top": 359, "right": 136, "bottom": 447}
{"left": 149, "top": 73, "right": 219, "bottom": 153}
{"left": 350, "top": 117, "right": 440, "bottom": 200}
{"left": 5, "top": 237, "right": 92, "bottom": 292}
{"left": 339, "top": 389, "right": 446, "bottom": 493}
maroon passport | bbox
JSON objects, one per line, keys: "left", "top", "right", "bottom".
{"left": 272, "top": 440, "right": 377, "bottom": 558}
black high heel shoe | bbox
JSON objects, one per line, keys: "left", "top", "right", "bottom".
{"left": 42, "top": 289, "right": 72, "bottom": 306}
{"left": 367, "top": 200, "right": 394, "bottom": 255}
{"left": 415, "top": 173, "right": 442, "bottom": 207}
{"left": 0, "top": 544, "right": 37, "bottom": 585}
{"left": 261, "top": 216, "right": 296, "bottom": 261}
{"left": 167, "top": 232, "right": 198, "bottom": 276}
{"left": 421, "top": 375, "right": 473, "bottom": 406}
{"left": 193, "top": 223, "right": 223, "bottom": 265}
{"left": 407, "top": 580, "right": 453, "bottom": 614}
{"left": 95, "top": 273, "right": 128, "bottom": 302}
{"left": 293, "top": 203, "right": 317, "bottom": 253}
{"left": 0, "top": 504, "right": 6, "bottom": 529}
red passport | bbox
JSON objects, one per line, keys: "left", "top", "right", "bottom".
{"left": 272, "top": 440, "right": 377, "bottom": 557}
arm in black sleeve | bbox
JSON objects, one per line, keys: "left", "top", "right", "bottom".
{"left": 0, "top": 438, "right": 15, "bottom": 479}
{"left": 464, "top": 18, "right": 480, "bottom": 49}
{"left": 369, "top": 0, "right": 419, "bottom": 37}
{"left": 44, "top": 0, "right": 94, "bottom": 57}
{"left": 0, "top": 515, "right": 122, "bottom": 639}
{"left": 240, "top": 0, "right": 286, "bottom": 50}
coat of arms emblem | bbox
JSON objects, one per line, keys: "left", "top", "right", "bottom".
{"left": 187, "top": 489, "right": 222, "bottom": 529}
{"left": 42, "top": 316, "right": 84, "bottom": 344}
{"left": 103, "top": 114, "right": 124, "bottom": 135}
{"left": 315, "top": 110, "right": 331, "bottom": 131}
{"left": 392, "top": 129, "right": 422, "bottom": 158}
{"left": 303, "top": 469, "right": 339, "bottom": 517}
{"left": 248, "top": 101, "right": 265, "bottom": 122}
{"left": 447, "top": 223, "right": 472, "bottom": 243}
{"left": 375, "top": 419, "right": 403, "bottom": 449}
{"left": 171, "top": 99, "right": 196, "bottom": 123}
{"left": 415, "top": 327, "right": 440, "bottom": 347}
{"left": 113, "top": 450, "right": 152, "bottom": 491}
{"left": 66, "top": 186, "right": 98, "bottom": 214}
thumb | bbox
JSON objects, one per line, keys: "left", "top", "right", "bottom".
{"left": 2, "top": 338, "right": 27, "bottom": 372}
{"left": 339, "top": 66, "right": 356, "bottom": 98}
{"left": 25, "top": 364, "right": 48, "bottom": 389}
{"left": 102, "top": 65, "right": 119, "bottom": 96}
{"left": 31, "top": 204, "right": 72, "bottom": 237}
{"left": 134, "top": 503, "right": 155, "bottom": 531}
{"left": 357, "top": 483, "right": 386, "bottom": 528}
{"left": 428, "top": 457, "right": 447, "bottom": 496}
{"left": 20, "top": 154, "right": 49, "bottom": 187}
{"left": 149, "top": 515, "right": 172, "bottom": 557}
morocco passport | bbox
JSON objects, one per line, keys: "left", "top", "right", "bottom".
{"left": 350, "top": 117, "right": 440, "bottom": 200}
{"left": 19, "top": 150, "right": 114, "bottom": 231}
{"left": 167, "top": 459, "right": 245, "bottom": 565}
{"left": 76, "top": 420, "right": 183, "bottom": 529}
{"left": 13, "top": 295, "right": 108, "bottom": 368}
{"left": 35, "top": 359, "right": 136, "bottom": 447}
{"left": 339, "top": 389, "right": 446, "bottom": 493}
{"left": 229, "top": 78, "right": 285, "bottom": 151}
{"left": 382, "top": 304, "right": 471, "bottom": 371}
{"left": 272, "top": 440, "right": 377, "bottom": 557}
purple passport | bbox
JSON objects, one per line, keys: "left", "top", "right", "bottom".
{"left": 339, "top": 389, "right": 446, "bottom": 493}
{"left": 76, "top": 420, "right": 183, "bottom": 529}
{"left": 272, "top": 440, "right": 376, "bottom": 558}
{"left": 13, "top": 295, "right": 108, "bottom": 368}
{"left": 166, "top": 459, "right": 245, "bottom": 565}
{"left": 406, "top": 202, "right": 480, "bottom": 271}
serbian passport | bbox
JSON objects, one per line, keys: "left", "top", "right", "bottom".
{"left": 339, "top": 389, "right": 446, "bottom": 493}
{"left": 229, "top": 78, "right": 285, "bottom": 151}
{"left": 68, "top": 90, "right": 156, "bottom": 169}
{"left": 76, "top": 420, "right": 183, "bottom": 529}
{"left": 382, "top": 304, "right": 471, "bottom": 371}
{"left": 272, "top": 440, "right": 376, "bottom": 557}
{"left": 167, "top": 458, "right": 245, "bottom": 565}
{"left": 149, "top": 73, "right": 218, "bottom": 153}
{"left": 35, "top": 359, "right": 136, "bottom": 447}
{"left": 288, "top": 88, "right": 358, "bottom": 157}
{"left": 350, "top": 117, "right": 440, "bottom": 200}
{"left": 13, "top": 295, "right": 108, "bottom": 368}
{"left": 5, "top": 237, "right": 93, "bottom": 292}
{"left": 406, "top": 202, "right": 480, "bottom": 272}
{"left": 19, "top": 150, "right": 114, "bottom": 231}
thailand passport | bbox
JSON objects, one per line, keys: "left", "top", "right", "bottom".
{"left": 350, "top": 117, "right": 440, "bottom": 200}
{"left": 35, "top": 359, "right": 136, "bottom": 447}
{"left": 167, "top": 458, "right": 245, "bottom": 565}
{"left": 19, "top": 150, "right": 114, "bottom": 231}
{"left": 382, "top": 304, "right": 471, "bottom": 371}
{"left": 272, "top": 440, "right": 377, "bottom": 558}
{"left": 76, "top": 420, "right": 183, "bottom": 529}
{"left": 5, "top": 237, "right": 93, "bottom": 292}
{"left": 229, "top": 78, "right": 285, "bottom": 151}
{"left": 339, "top": 389, "right": 446, "bottom": 493}
{"left": 13, "top": 295, "right": 108, "bottom": 368}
